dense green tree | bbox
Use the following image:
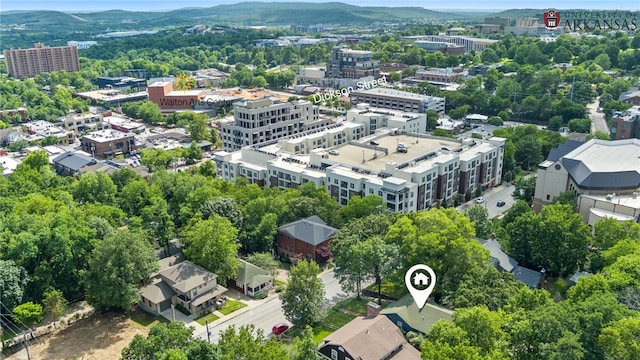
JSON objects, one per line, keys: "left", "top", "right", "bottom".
{"left": 512, "top": 176, "right": 537, "bottom": 204}
{"left": 200, "top": 198, "right": 243, "bottom": 229}
{"left": 337, "top": 195, "right": 384, "bottom": 225}
{"left": 598, "top": 316, "right": 640, "bottom": 360}
{"left": 245, "top": 252, "right": 279, "bottom": 277}
{"left": 454, "top": 266, "right": 521, "bottom": 311}
{"left": 280, "top": 260, "right": 324, "bottom": 327}
{"left": 465, "top": 205, "right": 493, "bottom": 239}
{"left": 122, "top": 322, "right": 218, "bottom": 360}
{"left": 217, "top": 325, "right": 288, "bottom": 360}
{"left": 72, "top": 172, "right": 117, "bottom": 205}
{"left": 186, "top": 114, "right": 211, "bottom": 142}
{"left": 12, "top": 301, "right": 43, "bottom": 327}
{"left": 181, "top": 216, "right": 240, "bottom": 281}
{"left": 84, "top": 230, "right": 158, "bottom": 312}
{"left": 0, "top": 260, "right": 28, "bottom": 311}
{"left": 449, "top": 105, "right": 470, "bottom": 120}
{"left": 42, "top": 288, "right": 68, "bottom": 321}
{"left": 386, "top": 209, "right": 488, "bottom": 301}
{"left": 292, "top": 325, "right": 321, "bottom": 360}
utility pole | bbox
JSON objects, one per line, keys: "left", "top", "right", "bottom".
{"left": 206, "top": 321, "right": 211, "bottom": 343}
{"left": 171, "top": 304, "right": 175, "bottom": 322}
{"left": 22, "top": 331, "right": 31, "bottom": 360}
{"left": 570, "top": 72, "right": 576, "bottom": 102}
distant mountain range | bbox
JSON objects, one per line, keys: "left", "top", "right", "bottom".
{"left": 1, "top": 2, "right": 490, "bottom": 31}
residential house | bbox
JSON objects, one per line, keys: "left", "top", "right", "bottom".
{"left": 476, "top": 237, "right": 543, "bottom": 288}
{"left": 380, "top": 294, "right": 452, "bottom": 335}
{"left": 227, "top": 259, "right": 273, "bottom": 297}
{"left": 276, "top": 215, "right": 338, "bottom": 263}
{"left": 139, "top": 256, "right": 227, "bottom": 317}
{"left": 620, "top": 90, "right": 640, "bottom": 106}
{"left": 318, "top": 307, "right": 421, "bottom": 360}
{"left": 52, "top": 151, "right": 97, "bottom": 176}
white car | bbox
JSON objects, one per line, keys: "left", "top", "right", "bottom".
{"left": 329, "top": 149, "right": 340, "bottom": 155}
{"left": 475, "top": 197, "right": 485, "bottom": 204}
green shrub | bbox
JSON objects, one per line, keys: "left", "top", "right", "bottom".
{"left": 175, "top": 303, "right": 191, "bottom": 316}
{"left": 254, "top": 291, "right": 268, "bottom": 299}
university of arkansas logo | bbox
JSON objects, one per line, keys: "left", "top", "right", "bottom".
{"left": 544, "top": 8, "right": 561, "bottom": 30}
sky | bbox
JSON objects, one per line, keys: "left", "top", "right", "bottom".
{"left": 1, "top": 0, "right": 639, "bottom": 12}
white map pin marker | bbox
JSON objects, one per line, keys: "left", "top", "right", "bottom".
{"left": 405, "top": 264, "right": 436, "bottom": 310}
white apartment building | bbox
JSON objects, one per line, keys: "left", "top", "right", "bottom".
{"left": 277, "top": 122, "right": 364, "bottom": 154}
{"left": 350, "top": 88, "right": 446, "bottom": 114}
{"left": 346, "top": 104, "right": 427, "bottom": 135}
{"left": 220, "top": 97, "right": 327, "bottom": 151}
{"left": 24, "top": 120, "right": 76, "bottom": 145}
{"left": 215, "top": 126, "right": 506, "bottom": 212}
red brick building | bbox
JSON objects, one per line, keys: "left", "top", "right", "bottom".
{"left": 147, "top": 81, "right": 205, "bottom": 111}
{"left": 276, "top": 215, "right": 338, "bottom": 263}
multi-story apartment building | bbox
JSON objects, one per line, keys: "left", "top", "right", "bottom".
{"left": 610, "top": 106, "right": 640, "bottom": 140}
{"left": 415, "top": 67, "right": 465, "bottom": 84}
{"left": 24, "top": 120, "right": 76, "bottom": 145}
{"left": 326, "top": 46, "right": 380, "bottom": 79}
{"left": 215, "top": 128, "right": 505, "bottom": 211}
{"left": 3, "top": 42, "right": 80, "bottom": 78}
{"left": 413, "top": 40, "right": 465, "bottom": 55}
{"left": 81, "top": 129, "right": 136, "bottom": 159}
{"left": 402, "top": 35, "right": 498, "bottom": 53}
{"left": 220, "top": 97, "right": 326, "bottom": 151}
{"left": 346, "top": 104, "right": 427, "bottom": 135}
{"left": 61, "top": 113, "right": 108, "bottom": 133}
{"left": 350, "top": 88, "right": 446, "bottom": 114}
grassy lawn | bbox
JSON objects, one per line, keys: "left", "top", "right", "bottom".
{"left": 218, "top": 299, "right": 247, "bottom": 316}
{"left": 129, "top": 310, "right": 168, "bottom": 329}
{"left": 312, "top": 324, "right": 335, "bottom": 344}
{"left": 366, "top": 278, "right": 408, "bottom": 300}
{"left": 323, "top": 310, "right": 355, "bottom": 328}
{"left": 194, "top": 312, "right": 220, "bottom": 326}
{"left": 274, "top": 279, "right": 287, "bottom": 286}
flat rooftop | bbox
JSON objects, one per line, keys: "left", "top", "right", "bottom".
{"left": 350, "top": 87, "right": 444, "bottom": 101}
{"left": 326, "top": 134, "right": 460, "bottom": 171}
{"left": 82, "top": 129, "right": 133, "bottom": 142}
{"left": 74, "top": 89, "right": 148, "bottom": 102}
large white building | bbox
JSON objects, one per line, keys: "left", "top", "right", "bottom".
{"left": 534, "top": 139, "right": 640, "bottom": 212}
{"left": 350, "top": 88, "right": 446, "bottom": 114}
{"left": 220, "top": 97, "right": 327, "bottom": 151}
{"left": 346, "top": 104, "right": 428, "bottom": 135}
{"left": 215, "top": 126, "right": 505, "bottom": 212}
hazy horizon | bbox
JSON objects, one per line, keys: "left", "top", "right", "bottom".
{"left": 1, "top": 0, "right": 639, "bottom": 12}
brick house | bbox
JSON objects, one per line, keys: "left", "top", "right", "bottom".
{"left": 276, "top": 215, "right": 337, "bottom": 263}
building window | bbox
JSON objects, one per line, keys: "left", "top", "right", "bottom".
{"left": 331, "top": 349, "right": 338, "bottom": 360}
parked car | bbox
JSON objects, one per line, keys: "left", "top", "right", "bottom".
{"left": 329, "top": 149, "right": 340, "bottom": 155}
{"left": 272, "top": 323, "right": 289, "bottom": 335}
{"left": 475, "top": 197, "right": 485, "bottom": 204}
{"left": 370, "top": 140, "right": 379, "bottom": 146}
{"left": 496, "top": 200, "right": 506, "bottom": 207}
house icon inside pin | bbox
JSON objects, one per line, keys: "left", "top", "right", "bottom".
{"left": 413, "top": 272, "right": 430, "bottom": 286}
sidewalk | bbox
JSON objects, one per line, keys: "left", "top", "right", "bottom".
{"left": 207, "top": 290, "right": 281, "bottom": 328}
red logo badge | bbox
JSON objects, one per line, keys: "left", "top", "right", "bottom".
{"left": 544, "top": 9, "right": 560, "bottom": 30}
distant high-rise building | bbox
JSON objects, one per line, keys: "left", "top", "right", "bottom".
{"left": 3, "top": 42, "right": 80, "bottom": 78}
{"left": 326, "top": 46, "right": 380, "bottom": 79}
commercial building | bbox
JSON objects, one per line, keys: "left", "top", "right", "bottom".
{"left": 66, "top": 41, "right": 97, "bottom": 49}
{"left": 350, "top": 87, "right": 446, "bottom": 114}
{"left": 534, "top": 139, "right": 640, "bottom": 211}
{"left": 414, "top": 67, "right": 465, "bottom": 84}
{"left": 97, "top": 76, "right": 147, "bottom": 91}
{"left": 3, "top": 42, "right": 80, "bottom": 78}
{"left": 104, "top": 115, "right": 145, "bottom": 133}
{"left": 220, "top": 97, "right": 326, "bottom": 151}
{"left": 215, "top": 128, "right": 505, "bottom": 211}
{"left": 61, "top": 113, "right": 107, "bottom": 133}
{"left": 346, "top": 104, "right": 427, "bottom": 135}
{"left": 73, "top": 89, "right": 148, "bottom": 107}
{"left": 402, "top": 35, "right": 498, "bottom": 53}
{"left": 81, "top": 129, "right": 136, "bottom": 159}
{"left": 147, "top": 81, "right": 205, "bottom": 111}
{"left": 610, "top": 106, "right": 640, "bottom": 140}
{"left": 326, "top": 46, "right": 380, "bottom": 79}
{"left": 413, "top": 41, "right": 465, "bottom": 55}
{"left": 24, "top": 120, "right": 76, "bottom": 145}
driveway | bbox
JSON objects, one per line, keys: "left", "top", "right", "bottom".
{"left": 588, "top": 100, "right": 608, "bottom": 134}
{"left": 457, "top": 182, "right": 517, "bottom": 218}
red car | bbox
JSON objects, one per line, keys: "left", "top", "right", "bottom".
{"left": 272, "top": 323, "right": 289, "bottom": 335}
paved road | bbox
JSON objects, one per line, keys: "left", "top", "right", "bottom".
{"left": 588, "top": 100, "right": 608, "bottom": 134}
{"left": 195, "top": 269, "right": 352, "bottom": 343}
{"left": 457, "top": 182, "right": 516, "bottom": 218}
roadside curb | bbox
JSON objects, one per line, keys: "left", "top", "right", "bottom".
{"left": 207, "top": 293, "right": 280, "bottom": 328}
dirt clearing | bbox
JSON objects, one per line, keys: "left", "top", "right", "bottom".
{"left": 6, "top": 311, "right": 151, "bottom": 360}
